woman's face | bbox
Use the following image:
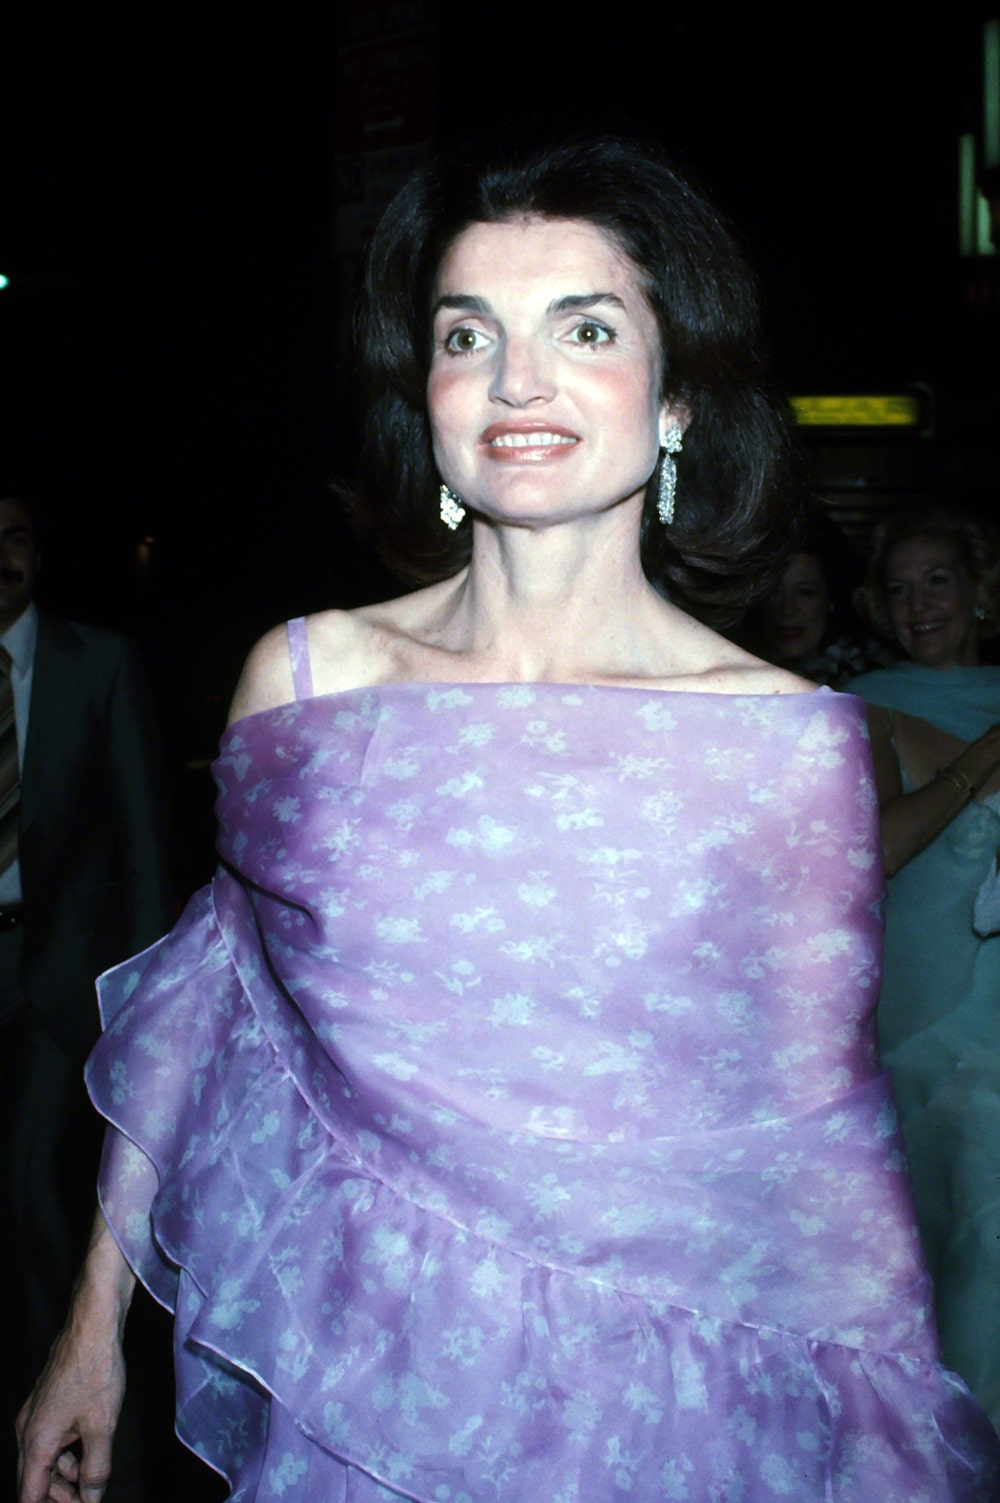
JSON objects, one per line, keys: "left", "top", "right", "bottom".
{"left": 762, "top": 552, "right": 831, "bottom": 662}
{"left": 884, "top": 533, "right": 983, "bottom": 669}
{"left": 426, "top": 216, "right": 683, "bottom": 530}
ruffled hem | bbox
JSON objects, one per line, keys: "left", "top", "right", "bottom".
{"left": 88, "top": 888, "right": 1000, "bottom": 1502}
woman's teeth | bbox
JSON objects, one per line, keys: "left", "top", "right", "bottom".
{"left": 490, "top": 432, "right": 576, "bottom": 447}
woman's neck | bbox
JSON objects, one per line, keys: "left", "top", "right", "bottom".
{"left": 429, "top": 512, "right": 674, "bottom": 682}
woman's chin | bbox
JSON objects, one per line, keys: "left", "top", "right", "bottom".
{"left": 904, "top": 634, "right": 972, "bottom": 671}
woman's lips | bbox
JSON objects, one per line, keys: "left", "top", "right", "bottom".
{"left": 480, "top": 423, "right": 580, "bottom": 462}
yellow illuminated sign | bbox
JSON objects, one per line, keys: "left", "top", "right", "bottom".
{"left": 791, "top": 394, "right": 921, "bottom": 428}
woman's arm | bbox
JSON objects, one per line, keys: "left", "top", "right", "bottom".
{"left": 17, "top": 1210, "right": 135, "bottom": 1503}
{"left": 227, "top": 623, "right": 297, "bottom": 727}
{"left": 868, "top": 705, "right": 1000, "bottom": 876}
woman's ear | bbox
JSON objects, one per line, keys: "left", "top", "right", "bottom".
{"left": 658, "top": 403, "right": 692, "bottom": 446}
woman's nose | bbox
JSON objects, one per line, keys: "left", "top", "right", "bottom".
{"left": 489, "top": 338, "right": 556, "bottom": 406}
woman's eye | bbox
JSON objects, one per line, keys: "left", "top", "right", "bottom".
{"left": 444, "top": 327, "right": 489, "bottom": 354}
{"left": 927, "top": 571, "right": 952, "bottom": 588}
{"left": 886, "top": 582, "right": 907, "bottom": 599}
{"left": 569, "top": 320, "right": 614, "bottom": 346}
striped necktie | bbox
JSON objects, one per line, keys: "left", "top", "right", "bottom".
{"left": 0, "top": 646, "right": 19, "bottom": 874}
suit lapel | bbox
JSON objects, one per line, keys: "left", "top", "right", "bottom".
{"left": 20, "top": 613, "right": 82, "bottom": 833}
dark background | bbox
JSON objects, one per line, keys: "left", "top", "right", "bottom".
{"left": 1, "top": 5, "right": 998, "bottom": 855}
{"left": 1, "top": 13, "right": 997, "bottom": 1492}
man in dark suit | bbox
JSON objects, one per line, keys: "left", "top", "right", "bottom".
{"left": 0, "top": 495, "right": 175, "bottom": 1497}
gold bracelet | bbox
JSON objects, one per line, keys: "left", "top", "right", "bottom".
{"left": 935, "top": 765, "right": 975, "bottom": 800}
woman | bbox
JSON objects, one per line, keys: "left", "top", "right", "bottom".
{"left": 851, "top": 506, "right": 1000, "bottom": 1431}
{"left": 747, "top": 511, "right": 895, "bottom": 687}
{"left": 18, "top": 142, "right": 1000, "bottom": 1502}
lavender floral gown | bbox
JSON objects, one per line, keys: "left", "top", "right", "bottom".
{"left": 86, "top": 620, "right": 1000, "bottom": 1501}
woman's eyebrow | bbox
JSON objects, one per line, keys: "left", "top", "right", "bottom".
{"left": 431, "top": 294, "right": 491, "bottom": 317}
{"left": 547, "top": 292, "right": 627, "bottom": 314}
{"left": 431, "top": 291, "right": 629, "bottom": 319}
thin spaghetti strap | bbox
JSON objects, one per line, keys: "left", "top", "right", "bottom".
{"left": 286, "top": 617, "right": 314, "bottom": 701}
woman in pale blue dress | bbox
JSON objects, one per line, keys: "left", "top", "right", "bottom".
{"left": 851, "top": 506, "right": 1000, "bottom": 1430}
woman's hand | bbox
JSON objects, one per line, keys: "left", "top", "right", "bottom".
{"left": 17, "top": 1211, "right": 135, "bottom": 1503}
{"left": 868, "top": 707, "right": 1000, "bottom": 875}
{"left": 17, "top": 1322, "right": 124, "bottom": 1503}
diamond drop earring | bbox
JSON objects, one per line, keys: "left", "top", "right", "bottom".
{"left": 657, "top": 423, "right": 683, "bottom": 526}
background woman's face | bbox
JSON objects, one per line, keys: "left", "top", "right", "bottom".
{"left": 884, "top": 534, "right": 982, "bottom": 669}
{"left": 763, "top": 552, "right": 831, "bottom": 661}
{"left": 426, "top": 216, "right": 679, "bottom": 530}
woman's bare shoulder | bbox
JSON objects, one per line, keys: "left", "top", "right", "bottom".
{"left": 306, "top": 605, "right": 410, "bottom": 695}
{"left": 305, "top": 581, "right": 464, "bottom": 694}
{"left": 643, "top": 607, "right": 812, "bottom": 697}
{"left": 666, "top": 627, "right": 816, "bottom": 696}
{"left": 227, "top": 624, "right": 297, "bottom": 726}
{"left": 227, "top": 610, "right": 390, "bottom": 727}
{"left": 698, "top": 660, "right": 819, "bottom": 696}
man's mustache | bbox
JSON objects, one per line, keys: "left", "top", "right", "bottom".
{"left": 0, "top": 569, "right": 25, "bottom": 583}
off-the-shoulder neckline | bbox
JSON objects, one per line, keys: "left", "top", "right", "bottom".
{"left": 221, "top": 679, "right": 847, "bottom": 741}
